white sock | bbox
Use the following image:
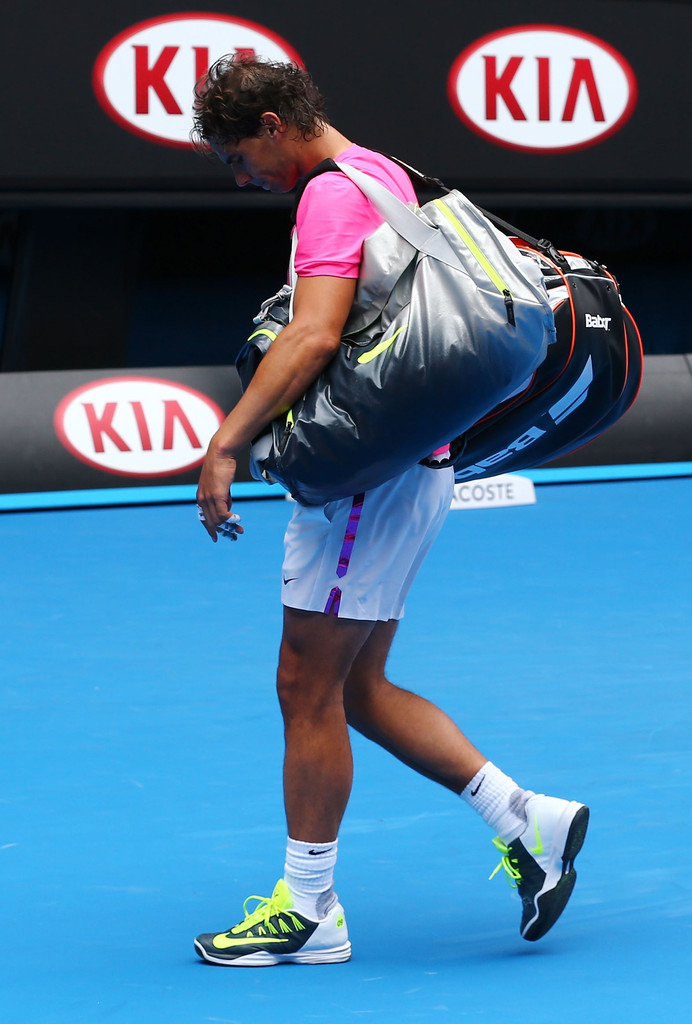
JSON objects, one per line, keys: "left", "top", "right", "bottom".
{"left": 460, "top": 761, "right": 533, "bottom": 843}
{"left": 283, "top": 837, "right": 338, "bottom": 919}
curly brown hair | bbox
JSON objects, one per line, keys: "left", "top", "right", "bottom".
{"left": 191, "top": 56, "right": 328, "bottom": 149}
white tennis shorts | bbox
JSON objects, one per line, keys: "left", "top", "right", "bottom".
{"left": 281, "top": 463, "right": 454, "bottom": 621}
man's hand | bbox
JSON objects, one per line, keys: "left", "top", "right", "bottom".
{"left": 195, "top": 276, "right": 356, "bottom": 542}
{"left": 195, "top": 445, "right": 245, "bottom": 543}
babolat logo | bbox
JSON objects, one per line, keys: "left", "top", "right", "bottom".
{"left": 585, "top": 313, "right": 612, "bottom": 329}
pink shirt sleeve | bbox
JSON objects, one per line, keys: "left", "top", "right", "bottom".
{"left": 293, "top": 172, "right": 384, "bottom": 278}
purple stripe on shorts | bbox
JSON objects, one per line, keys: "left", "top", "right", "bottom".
{"left": 336, "top": 493, "right": 365, "bottom": 579}
{"left": 322, "top": 493, "right": 365, "bottom": 616}
{"left": 324, "top": 586, "right": 342, "bottom": 617}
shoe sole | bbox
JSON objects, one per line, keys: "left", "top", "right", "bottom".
{"left": 521, "top": 803, "right": 590, "bottom": 942}
{"left": 194, "top": 939, "right": 352, "bottom": 966}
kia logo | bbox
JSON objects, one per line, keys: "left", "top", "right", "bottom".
{"left": 93, "top": 13, "right": 303, "bottom": 148}
{"left": 448, "top": 24, "right": 637, "bottom": 153}
{"left": 54, "top": 377, "right": 225, "bottom": 477}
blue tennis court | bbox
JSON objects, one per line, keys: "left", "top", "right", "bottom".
{"left": 1, "top": 477, "right": 690, "bottom": 1022}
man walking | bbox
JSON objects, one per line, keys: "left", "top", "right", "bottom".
{"left": 192, "top": 56, "right": 588, "bottom": 967}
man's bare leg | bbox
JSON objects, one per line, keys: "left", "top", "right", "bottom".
{"left": 275, "top": 607, "right": 490, "bottom": 927}
{"left": 279, "top": 611, "right": 488, "bottom": 841}
{"left": 277, "top": 606, "right": 375, "bottom": 842}
{"left": 343, "top": 619, "right": 487, "bottom": 792}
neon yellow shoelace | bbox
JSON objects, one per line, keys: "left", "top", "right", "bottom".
{"left": 489, "top": 836, "right": 522, "bottom": 888}
{"left": 231, "top": 893, "right": 305, "bottom": 937}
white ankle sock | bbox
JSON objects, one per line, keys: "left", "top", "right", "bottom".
{"left": 460, "top": 761, "right": 533, "bottom": 842}
{"left": 283, "top": 837, "right": 338, "bottom": 919}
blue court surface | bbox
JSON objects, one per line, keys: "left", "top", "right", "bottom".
{"left": 1, "top": 477, "right": 690, "bottom": 1023}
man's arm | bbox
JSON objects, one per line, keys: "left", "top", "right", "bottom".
{"left": 196, "top": 274, "right": 357, "bottom": 540}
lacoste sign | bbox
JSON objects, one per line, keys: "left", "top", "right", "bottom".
{"left": 448, "top": 24, "right": 638, "bottom": 153}
{"left": 93, "top": 13, "right": 303, "bottom": 148}
{"left": 54, "top": 377, "right": 225, "bottom": 477}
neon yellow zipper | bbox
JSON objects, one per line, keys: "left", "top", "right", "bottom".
{"left": 433, "top": 199, "right": 511, "bottom": 297}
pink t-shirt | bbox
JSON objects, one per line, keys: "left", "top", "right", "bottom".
{"left": 293, "top": 145, "right": 417, "bottom": 278}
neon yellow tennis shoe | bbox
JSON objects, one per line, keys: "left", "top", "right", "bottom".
{"left": 490, "top": 794, "right": 589, "bottom": 942}
{"left": 194, "top": 879, "right": 351, "bottom": 966}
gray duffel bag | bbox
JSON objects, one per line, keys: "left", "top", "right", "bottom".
{"left": 236, "top": 161, "right": 556, "bottom": 506}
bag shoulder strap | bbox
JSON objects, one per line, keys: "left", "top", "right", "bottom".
{"left": 383, "top": 153, "right": 569, "bottom": 270}
{"left": 290, "top": 158, "right": 341, "bottom": 222}
{"left": 291, "top": 156, "right": 465, "bottom": 272}
{"left": 292, "top": 151, "right": 568, "bottom": 272}
{"left": 337, "top": 162, "right": 467, "bottom": 270}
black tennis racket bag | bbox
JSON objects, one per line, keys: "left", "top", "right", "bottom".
{"left": 441, "top": 239, "right": 643, "bottom": 482}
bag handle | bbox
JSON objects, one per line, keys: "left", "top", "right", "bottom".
{"left": 384, "top": 154, "right": 570, "bottom": 270}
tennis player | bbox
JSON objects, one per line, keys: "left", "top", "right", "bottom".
{"left": 192, "top": 56, "right": 589, "bottom": 966}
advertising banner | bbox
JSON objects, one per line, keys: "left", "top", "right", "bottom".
{"left": 0, "top": 366, "right": 250, "bottom": 495}
{"left": 2, "top": 357, "right": 691, "bottom": 504}
{"left": 1, "top": 1, "right": 691, "bottom": 196}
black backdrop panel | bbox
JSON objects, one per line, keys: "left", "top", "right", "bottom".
{"left": 0, "top": 366, "right": 249, "bottom": 494}
{"left": 2, "top": 0, "right": 692, "bottom": 194}
{"left": 1, "top": 357, "right": 690, "bottom": 496}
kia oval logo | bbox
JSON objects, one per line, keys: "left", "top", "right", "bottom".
{"left": 93, "top": 13, "right": 303, "bottom": 148}
{"left": 448, "top": 24, "right": 637, "bottom": 153}
{"left": 54, "top": 377, "right": 225, "bottom": 477}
